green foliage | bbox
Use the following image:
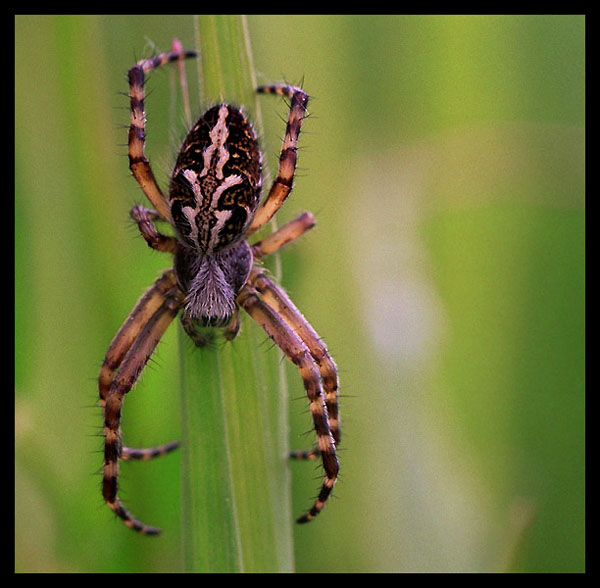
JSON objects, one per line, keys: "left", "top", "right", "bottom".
{"left": 178, "top": 15, "right": 293, "bottom": 573}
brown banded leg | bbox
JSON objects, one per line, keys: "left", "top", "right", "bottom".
{"left": 99, "top": 269, "right": 178, "bottom": 404}
{"left": 249, "top": 268, "right": 341, "bottom": 454}
{"left": 101, "top": 270, "right": 180, "bottom": 462}
{"left": 100, "top": 274, "right": 183, "bottom": 535}
{"left": 237, "top": 284, "right": 339, "bottom": 523}
{"left": 251, "top": 212, "right": 316, "bottom": 260}
{"left": 128, "top": 47, "right": 197, "bottom": 221}
{"left": 121, "top": 441, "right": 180, "bottom": 461}
{"left": 249, "top": 85, "right": 309, "bottom": 233}
{"left": 130, "top": 205, "right": 178, "bottom": 254}
{"left": 250, "top": 211, "right": 335, "bottom": 457}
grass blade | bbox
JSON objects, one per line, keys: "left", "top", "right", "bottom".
{"left": 179, "top": 15, "right": 294, "bottom": 573}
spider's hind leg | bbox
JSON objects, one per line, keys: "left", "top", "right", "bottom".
{"left": 99, "top": 269, "right": 183, "bottom": 535}
{"left": 238, "top": 283, "right": 339, "bottom": 524}
{"left": 249, "top": 214, "right": 340, "bottom": 464}
{"left": 99, "top": 269, "right": 178, "bottom": 403}
{"left": 289, "top": 447, "right": 320, "bottom": 460}
{"left": 249, "top": 267, "right": 341, "bottom": 453}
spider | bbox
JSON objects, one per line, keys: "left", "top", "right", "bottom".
{"left": 99, "top": 45, "right": 340, "bottom": 535}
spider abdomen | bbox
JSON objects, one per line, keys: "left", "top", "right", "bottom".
{"left": 169, "top": 104, "right": 262, "bottom": 254}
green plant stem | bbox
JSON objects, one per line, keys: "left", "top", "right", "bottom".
{"left": 179, "top": 15, "right": 294, "bottom": 573}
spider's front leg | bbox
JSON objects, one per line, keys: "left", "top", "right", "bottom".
{"left": 128, "top": 47, "right": 197, "bottom": 221}
{"left": 100, "top": 270, "right": 183, "bottom": 535}
{"left": 250, "top": 84, "right": 309, "bottom": 234}
{"left": 237, "top": 284, "right": 339, "bottom": 523}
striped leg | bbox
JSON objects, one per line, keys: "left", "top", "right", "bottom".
{"left": 251, "top": 212, "right": 326, "bottom": 460}
{"left": 121, "top": 442, "right": 180, "bottom": 461}
{"left": 99, "top": 270, "right": 179, "bottom": 403}
{"left": 251, "top": 211, "right": 315, "bottom": 260}
{"left": 130, "top": 205, "right": 178, "bottom": 254}
{"left": 128, "top": 46, "right": 197, "bottom": 221}
{"left": 99, "top": 271, "right": 183, "bottom": 535}
{"left": 249, "top": 268, "right": 341, "bottom": 456}
{"left": 237, "top": 284, "right": 339, "bottom": 523}
{"left": 249, "top": 84, "right": 309, "bottom": 233}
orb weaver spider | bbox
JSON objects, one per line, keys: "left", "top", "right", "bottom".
{"left": 99, "top": 45, "right": 340, "bottom": 535}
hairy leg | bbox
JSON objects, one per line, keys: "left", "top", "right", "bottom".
{"left": 100, "top": 276, "right": 183, "bottom": 534}
{"left": 251, "top": 212, "right": 315, "bottom": 259}
{"left": 99, "top": 269, "right": 178, "bottom": 403}
{"left": 250, "top": 85, "right": 309, "bottom": 233}
{"left": 128, "top": 47, "right": 197, "bottom": 220}
{"left": 237, "top": 284, "right": 339, "bottom": 523}
{"left": 120, "top": 442, "right": 180, "bottom": 461}
{"left": 249, "top": 268, "right": 341, "bottom": 452}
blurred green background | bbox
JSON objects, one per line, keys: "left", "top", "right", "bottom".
{"left": 15, "top": 15, "right": 584, "bottom": 573}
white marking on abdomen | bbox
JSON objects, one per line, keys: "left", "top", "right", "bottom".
{"left": 201, "top": 105, "right": 230, "bottom": 179}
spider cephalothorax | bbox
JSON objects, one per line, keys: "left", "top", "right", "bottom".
{"left": 99, "top": 45, "right": 340, "bottom": 535}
